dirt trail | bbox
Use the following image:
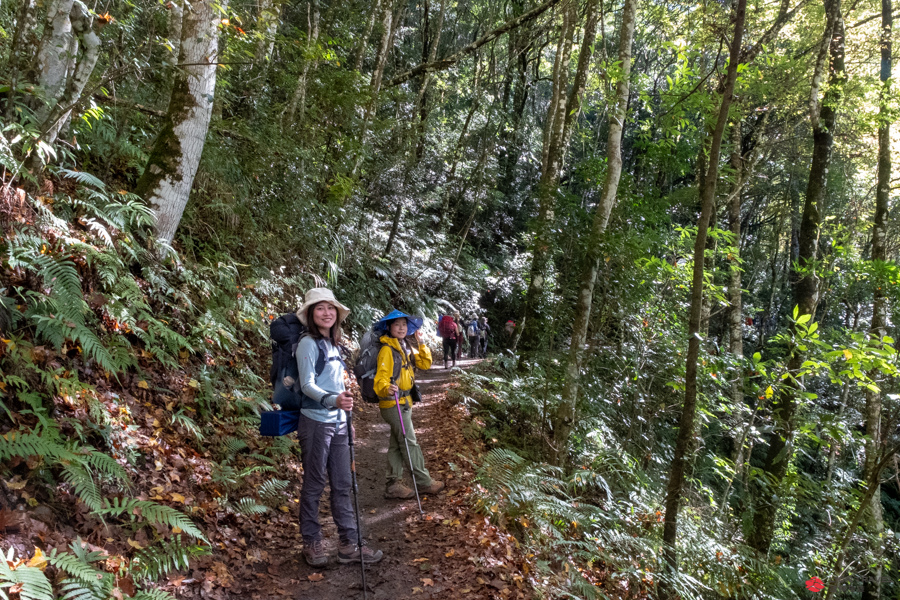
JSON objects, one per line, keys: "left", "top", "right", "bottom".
{"left": 240, "top": 357, "right": 524, "bottom": 600}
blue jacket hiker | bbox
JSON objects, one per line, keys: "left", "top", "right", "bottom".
{"left": 295, "top": 288, "right": 383, "bottom": 568}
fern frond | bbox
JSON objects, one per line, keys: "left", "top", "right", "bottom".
{"left": 0, "top": 563, "right": 54, "bottom": 600}
{"left": 59, "top": 169, "right": 107, "bottom": 190}
{"left": 98, "top": 499, "right": 207, "bottom": 541}
{"left": 231, "top": 497, "right": 269, "bottom": 516}
{"left": 257, "top": 478, "right": 290, "bottom": 501}
{"left": 223, "top": 436, "right": 248, "bottom": 454}
{"left": 132, "top": 537, "right": 210, "bottom": 581}
{"left": 132, "top": 588, "right": 178, "bottom": 600}
{"left": 62, "top": 463, "right": 104, "bottom": 512}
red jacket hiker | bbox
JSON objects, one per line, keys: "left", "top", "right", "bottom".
{"left": 439, "top": 316, "right": 459, "bottom": 368}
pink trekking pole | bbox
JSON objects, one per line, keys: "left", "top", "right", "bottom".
{"left": 393, "top": 381, "right": 423, "bottom": 515}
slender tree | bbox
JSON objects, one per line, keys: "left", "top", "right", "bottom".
{"left": 660, "top": 0, "right": 747, "bottom": 589}
{"left": 553, "top": 0, "right": 637, "bottom": 465}
{"left": 861, "top": 0, "right": 892, "bottom": 596}
{"left": 747, "top": 0, "right": 845, "bottom": 553}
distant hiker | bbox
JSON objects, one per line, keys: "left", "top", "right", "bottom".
{"left": 438, "top": 315, "right": 459, "bottom": 369}
{"left": 373, "top": 310, "right": 445, "bottom": 499}
{"left": 454, "top": 313, "right": 464, "bottom": 361}
{"left": 296, "top": 288, "right": 383, "bottom": 567}
{"left": 466, "top": 317, "right": 480, "bottom": 358}
{"left": 478, "top": 316, "right": 491, "bottom": 357}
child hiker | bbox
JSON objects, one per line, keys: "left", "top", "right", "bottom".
{"left": 372, "top": 310, "right": 445, "bottom": 499}
{"left": 296, "top": 288, "right": 383, "bottom": 567}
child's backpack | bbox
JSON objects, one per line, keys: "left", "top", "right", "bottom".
{"left": 353, "top": 328, "right": 405, "bottom": 403}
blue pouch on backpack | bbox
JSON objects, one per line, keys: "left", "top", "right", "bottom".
{"left": 260, "top": 410, "right": 300, "bottom": 436}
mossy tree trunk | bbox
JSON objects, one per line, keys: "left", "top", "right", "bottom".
{"left": 135, "top": 0, "right": 220, "bottom": 244}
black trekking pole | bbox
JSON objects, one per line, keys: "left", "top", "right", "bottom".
{"left": 393, "top": 385, "right": 424, "bottom": 516}
{"left": 346, "top": 412, "right": 368, "bottom": 600}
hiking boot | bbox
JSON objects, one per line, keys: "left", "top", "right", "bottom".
{"left": 420, "top": 480, "right": 445, "bottom": 495}
{"left": 385, "top": 482, "right": 416, "bottom": 499}
{"left": 302, "top": 539, "right": 328, "bottom": 567}
{"left": 338, "top": 541, "right": 384, "bottom": 565}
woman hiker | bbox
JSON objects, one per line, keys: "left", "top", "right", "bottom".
{"left": 296, "top": 288, "right": 384, "bottom": 567}
{"left": 373, "top": 310, "right": 445, "bottom": 499}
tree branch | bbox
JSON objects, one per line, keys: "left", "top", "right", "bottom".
{"left": 387, "top": 0, "right": 564, "bottom": 87}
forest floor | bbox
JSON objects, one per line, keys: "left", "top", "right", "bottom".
{"left": 197, "top": 357, "right": 533, "bottom": 600}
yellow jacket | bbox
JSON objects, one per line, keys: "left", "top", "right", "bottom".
{"left": 374, "top": 335, "right": 432, "bottom": 408}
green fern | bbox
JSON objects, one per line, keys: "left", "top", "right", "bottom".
{"left": 0, "top": 563, "right": 53, "bottom": 600}
{"left": 132, "top": 588, "right": 178, "bottom": 600}
{"left": 231, "top": 497, "right": 269, "bottom": 516}
{"left": 258, "top": 478, "right": 290, "bottom": 502}
{"left": 98, "top": 499, "right": 207, "bottom": 541}
{"left": 223, "top": 436, "right": 248, "bottom": 454}
{"left": 132, "top": 536, "right": 210, "bottom": 581}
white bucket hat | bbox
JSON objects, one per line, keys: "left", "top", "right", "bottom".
{"left": 296, "top": 288, "right": 351, "bottom": 325}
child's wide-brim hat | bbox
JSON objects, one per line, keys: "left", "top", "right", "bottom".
{"left": 374, "top": 309, "right": 423, "bottom": 335}
{"left": 296, "top": 288, "right": 351, "bottom": 325}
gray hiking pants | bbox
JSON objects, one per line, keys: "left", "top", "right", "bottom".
{"left": 298, "top": 414, "right": 357, "bottom": 545}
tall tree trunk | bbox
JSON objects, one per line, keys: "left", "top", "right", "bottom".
{"left": 660, "top": 0, "right": 746, "bottom": 590}
{"left": 351, "top": 0, "right": 395, "bottom": 176}
{"left": 353, "top": 0, "right": 382, "bottom": 71}
{"left": 551, "top": 0, "right": 636, "bottom": 466}
{"left": 5, "top": 0, "right": 38, "bottom": 121}
{"left": 516, "top": 1, "right": 578, "bottom": 356}
{"left": 254, "top": 0, "right": 281, "bottom": 62}
{"left": 747, "top": 0, "right": 844, "bottom": 554}
{"left": 284, "top": 0, "right": 321, "bottom": 125}
{"left": 497, "top": 30, "right": 531, "bottom": 200}
{"left": 414, "top": 0, "right": 446, "bottom": 161}
{"left": 134, "top": 0, "right": 220, "bottom": 244}
{"left": 33, "top": 0, "right": 102, "bottom": 148}
{"left": 861, "top": 1, "right": 891, "bottom": 597}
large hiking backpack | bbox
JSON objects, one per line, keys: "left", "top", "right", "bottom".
{"left": 466, "top": 321, "right": 478, "bottom": 337}
{"left": 438, "top": 315, "right": 456, "bottom": 339}
{"left": 353, "top": 329, "right": 405, "bottom": 403}
{"left": 270, "top": 313, "right": 306, "bottom": 410}
{"left": 267, "top": 313, "right": 346, "bottom": 421}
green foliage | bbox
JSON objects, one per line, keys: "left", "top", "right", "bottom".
{"left": 97, "top": 499, "right": 206, "bottom": 541}
{"left": 132, "top": 537, "right": 210, "bottom": 581}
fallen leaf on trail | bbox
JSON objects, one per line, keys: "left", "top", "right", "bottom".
{"left": 170, "top": 492, "right": 186, "bottom": 503}
{"left": 27, "top": 548, "right": 47, "bottom": 570}
{"left": 307, "top": 573, "right": 324, "bottom": 582}
{"left": 279, "top": 506, "right": 290, "bottom": 513}
{"left": 422, "top": 578, "right": 434, "bottom": 587}
{"left": 413, "top": 557, "right": 430, "bottom": 562}
{"left": 7, "top": 477, "right": 27, "bottom": 490}
{"left": 137, "top": 380, "right": 149, "bottom": 389}
{"left": 412, "top": 587, "right": 423, "bottom": 594}
{"left": 127, "top": 539, "right": 143, "bottom": 550}
{"left": 445, "top": 549, "right": 455, "bottom": 557}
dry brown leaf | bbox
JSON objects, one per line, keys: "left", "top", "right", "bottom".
{"left": 422, "top": 578, "right": 434, "bottom": 587}
{"left": 307, "top": 573, "right": 324, "bottom": 582}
